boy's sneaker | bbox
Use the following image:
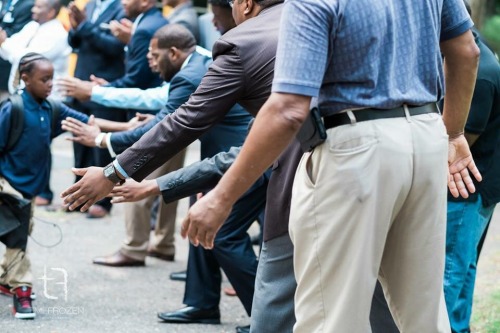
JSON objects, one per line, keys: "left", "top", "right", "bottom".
{"left": 0, "top": 283, "right": 36, "bottom": 299}
{"left": 0, "top": 283, "right": 13, "bottom": 296}
{"left": 13, "top": 286, "right": 36, "bottom": 319}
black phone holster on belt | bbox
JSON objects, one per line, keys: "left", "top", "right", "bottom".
{"left": 296, "top": 107, "right": 327, "bottom": 153}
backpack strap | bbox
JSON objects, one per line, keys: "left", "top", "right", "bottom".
{"left": 46, "top": 97, "right": 61, "bottom": 138}
{"left": 4, "top": 94, "right": 24, "bottom": 151}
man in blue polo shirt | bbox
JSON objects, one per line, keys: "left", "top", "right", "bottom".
{"left": 181, "top": 0, "right": 481, "bottom": 332}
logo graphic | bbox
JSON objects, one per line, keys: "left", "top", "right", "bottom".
{"left": 38, "top": 266, "right": 68, "bottom": 301}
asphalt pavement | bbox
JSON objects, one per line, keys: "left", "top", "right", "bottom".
{"left": 0, "top": 134, "right": 252, "bottom": 333}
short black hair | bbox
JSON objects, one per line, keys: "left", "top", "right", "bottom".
{"left": 153, "top": 24, "right": 196, "bottom": 51}
{"left": 13, "top": 52, "right": 51, "bottom": 90}
{"left": 208, "top": 0, "right": 231, "bottom": 8}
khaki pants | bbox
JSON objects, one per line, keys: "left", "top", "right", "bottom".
{"left": 0, "top": 177, "right": 33, "bottom": 290}
{"left": 289, "top": 113, "right": 451, "bottom": 333}
{"left": 121, "top": 150, "right": 186, "bottom": 261}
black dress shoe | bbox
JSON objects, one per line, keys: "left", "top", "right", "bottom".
{"left": 236, "top": 324, "right": 250, "bottom": 333}
{"left": 169, "top": 270, "right": 187, "bottom": 281}
{"left": 158, "top": 306, "right": 220, "bottom": 324}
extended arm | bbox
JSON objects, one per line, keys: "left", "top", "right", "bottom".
{"left": 91, "top": 84, "right": 169, "bottom": 110}
{"left": 61, "top": 40, "right": 247, "bottom": 211}
{"left": 110, "top": 146, "right": 241, "bottom": 204}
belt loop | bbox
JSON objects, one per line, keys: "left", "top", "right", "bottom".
{"left": 346, "top": 110, "right": 357, "bottom": 125}
{"left": 403, "top": 104, "right": 411, "bottom": 123}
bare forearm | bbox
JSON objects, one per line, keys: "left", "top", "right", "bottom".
{"left": 213, "top": 93, "right": 311, "bottom": 205}
{"left": 441, "top": 30, "right": 480, "bottom": 137}
{"left": 94, "top": 118, "right": 129, "bottom": 132}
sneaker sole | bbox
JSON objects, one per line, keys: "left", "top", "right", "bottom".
{"left": 14, "top": 312, "right": 36, "bottom": 319}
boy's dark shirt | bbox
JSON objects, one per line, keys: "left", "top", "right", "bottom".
{"left": 0, "top": 91, "right": 88, "bottom": 198}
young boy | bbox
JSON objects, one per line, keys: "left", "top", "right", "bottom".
{"left": 0, "top": 52, "right": 89, "bottom": 319}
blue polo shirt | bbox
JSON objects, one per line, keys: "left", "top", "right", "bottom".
{"left": 0, "top": 91, "right": 89, "bottom": 198}
{"left": 272, "top": 0, "right": 473, "bottom": 115}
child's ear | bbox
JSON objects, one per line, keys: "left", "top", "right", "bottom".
{"left": 21, "top": 73, "right": 29, "bottom": 86}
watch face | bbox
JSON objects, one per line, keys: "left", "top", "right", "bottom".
{"left": 104, "top": 165, "right": 114, "bottom": 178}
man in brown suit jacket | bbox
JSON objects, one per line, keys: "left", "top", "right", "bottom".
{"left": 62, "top": 1, "right": 284, "bottom": 331}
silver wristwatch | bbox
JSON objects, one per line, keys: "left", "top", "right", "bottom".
{"left": 103, "top": 163, "right": 125, "bottom": 185}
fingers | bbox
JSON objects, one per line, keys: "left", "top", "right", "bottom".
{"left": 203, "top": 231, "right": 216, "bottom": 250}
{"left": 187, "top": 223, "right": 200, "bottom": 247}
{"left": 467, "top": 159, "right": 482, "bottom": 182}
{"left": 62, "top": 118, "right": 86, "bottom": 134}
{"left": 72, "top": 167, "right": 89, "bottom": 177}
{"left": 110, "top": 196, "right": 126, "bottom": 204}
{"left": 180, "top": 215, "right": 190, "bottom": 239}
{"left": 88, "top": 115, "right": 95, "bottom": 126}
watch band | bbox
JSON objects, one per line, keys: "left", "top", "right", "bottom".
{"left": 103, "top": 163, "right": 125, "bottom": 185}
{"left": 95, "top": 132, "right": 106, "bottom": 148}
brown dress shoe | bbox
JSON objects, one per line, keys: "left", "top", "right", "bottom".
{"left": 146, "top": 250, "right": 174, "bottom": 262}
{"left": 92, "top": 251, "right": 145, "bottom": 267}
{"left": 86, "top": 205, "right": 109, "bottom": 219}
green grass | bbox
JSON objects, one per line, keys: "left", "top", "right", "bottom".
{"left": 471, "top": 289, "right": 500, "bottom": 333}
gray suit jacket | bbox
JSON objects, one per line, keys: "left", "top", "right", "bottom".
{"left": 116, "top": 3, "right": 283, "bottom": 181}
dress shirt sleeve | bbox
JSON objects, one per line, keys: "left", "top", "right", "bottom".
{"left": 1, "top": 22, "right": 70, "bottom": 66}
{"left": 0, "top": 23, "right": 34, "bottom": 62}
{"left": 91, "top": 84, "right": 169, "bottom": 110}
{"left": 272, "top": 0, "right": 334, "bottom": 97}
{"left": 116, "top": 39, "right": 247, "bottom": 181}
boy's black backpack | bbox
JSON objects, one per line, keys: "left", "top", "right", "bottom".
{"left": 1, "top": 94, "right": 61, "bottom": 151}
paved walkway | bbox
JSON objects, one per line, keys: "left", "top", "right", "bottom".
{"left": 1, "top": 135, "right": 499, "bottom": 332}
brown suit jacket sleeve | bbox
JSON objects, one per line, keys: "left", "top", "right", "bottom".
{"left": 116, "top": 40, "right": 247, "bottom": 181}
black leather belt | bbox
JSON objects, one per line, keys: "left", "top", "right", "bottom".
{"left": 323, "top": 103, "right": 439, "bottom": 130}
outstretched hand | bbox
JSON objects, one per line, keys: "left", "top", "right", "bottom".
{"left": 58, "top": 77, "right": 94, "bottom": 101}
{"left": 62, "top": 115, "right": 101, "bottom": 147}
{"left": 109, "top": 179, "right": 159, "bottom": 203}
{"left": 180, "top": 189, "right": 233, "bottom": 249}
{"left": 448, "top": 134, "right": 482, "bottom": 198}
{"left": 61, "top": 167, "right": 115, "bottom": 212}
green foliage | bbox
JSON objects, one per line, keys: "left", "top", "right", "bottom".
{"left": 472, "top": 289, "right": 500, "bottom": 332}
{"left": 482, "top": 15, "right": 500, "bottom": 54}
